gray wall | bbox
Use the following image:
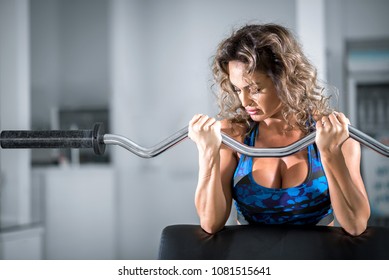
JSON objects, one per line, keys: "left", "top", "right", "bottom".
{"left": 326, "top": 0, "right": 389, "bottom": 111}
{"left": 0, "top": 0, "right": 31, "bottom": 228}
{"left": 31, "top": 0, "right": 109, "bottom": 129}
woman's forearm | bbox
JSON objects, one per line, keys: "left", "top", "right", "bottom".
{"left": 321, "top": 151, "right": 370, "bottom": 236}
{"left": 194, "top": 151, "right": 231, "bottom": 234}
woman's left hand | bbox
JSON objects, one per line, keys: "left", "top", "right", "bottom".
{"left": 315, "top": 112, "right": 350, "bottom": 156}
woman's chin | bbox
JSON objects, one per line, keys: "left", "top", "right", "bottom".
{"left": 249, "top": 114, "right": 265, "bottom": 122}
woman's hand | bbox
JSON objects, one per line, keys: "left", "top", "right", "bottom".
{"left": 188, "top": 114, "right": 222, "bottom": 154}
{"left": 315, "top": 112, "right": 350, "bottom": 157}
{"left": 316, "top": 112, "right": 370, "bottom": 236}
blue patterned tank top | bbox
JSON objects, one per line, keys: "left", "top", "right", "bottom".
{"left": 232, "top": 123, "right": 333, "bottom": 225}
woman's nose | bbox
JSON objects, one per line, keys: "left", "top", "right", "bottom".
{"left": 240, "top": 91, "right": 254, "bottom": 107}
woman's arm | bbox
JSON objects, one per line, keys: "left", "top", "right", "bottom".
{"left": 188, "top": 115, "right": 238, "bottom": 234}
{"left": 316, "top": 112, "right": 370, "bottom": 236}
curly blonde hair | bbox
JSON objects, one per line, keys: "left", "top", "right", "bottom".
{"left": 212, "top": 23, "right": 333, "bottom": 133}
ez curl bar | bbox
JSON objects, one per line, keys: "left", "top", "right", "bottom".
{"left": 0, "top": 123, "right": 388, "bottom": 158}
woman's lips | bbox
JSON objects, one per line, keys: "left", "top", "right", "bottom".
{"left": 245, "top": 108, "right": 260, "bottom": 115}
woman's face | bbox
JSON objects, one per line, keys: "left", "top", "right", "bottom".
{"left": 228, "top": 60, "right": 283, "bottom": 122}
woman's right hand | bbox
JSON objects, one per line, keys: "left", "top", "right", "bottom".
{"left": 188, "top": 114, "right": 222, "bottom": 154}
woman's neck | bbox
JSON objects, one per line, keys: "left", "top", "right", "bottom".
{"left": 260, "top": 115, "right": 301, "bottom": 136}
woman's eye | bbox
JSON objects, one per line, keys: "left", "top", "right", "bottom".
{"left": 251, "top": 88, "right": 261, "bottom": 95}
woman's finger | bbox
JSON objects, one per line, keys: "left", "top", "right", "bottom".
{"left": 202, "top": 117, "right": 217, "bottom": 131}
{"left": 195, "top": 115, "right": 213, "bottom": 129}
{"left": 320, "top": 115, "right": 329, "bottom": 128}
{"left": 189, "top": 114, "right": 203, "bottom": 126}
{"left": 316, "top": 118, "right": 323, "bottom": 130}
{"left": 189, "top": 114, "right": 218, "bottom": 132}
{"left": 335, "top": 112, "right": 351, "bottom": 125}
{"left": 190, "top": 114, "right": 208, "bottom": 129}
{"left": 328, "top": 113, "right": 341, "bottom": 127}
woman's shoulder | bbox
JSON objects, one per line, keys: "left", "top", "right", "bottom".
{"left": 220, "top": 119, "right": 248, "bottom": 142}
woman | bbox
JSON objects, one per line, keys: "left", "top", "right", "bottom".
{"left": 188, "top": 23, "right": 370, "bottom": 236}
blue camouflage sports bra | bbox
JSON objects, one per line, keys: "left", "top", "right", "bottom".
{"left": 232, "top": 122, "right": 334, "bottom": 225}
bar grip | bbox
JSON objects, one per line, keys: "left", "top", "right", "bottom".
{"left": 0, "top": 123, "right": 106, "bottom": 155}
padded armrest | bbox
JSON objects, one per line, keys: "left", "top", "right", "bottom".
{"left": 158, "top": 224, "right": 389, "bottom": 259}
